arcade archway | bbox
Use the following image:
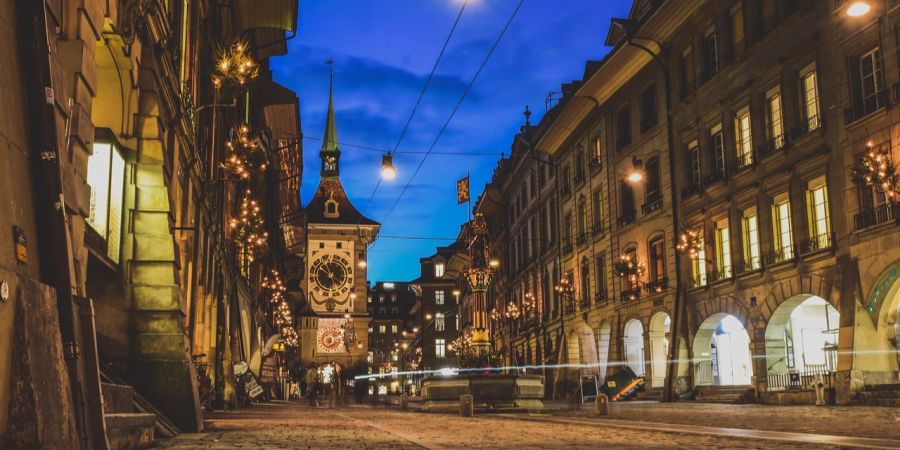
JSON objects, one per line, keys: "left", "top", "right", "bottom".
{"left": 765, "top": 295, "right": 839, "bottom": 389}
{"left": 623, "top": 319, "right": 645, "bottom": 377}
{"left": 692, "top": 314, "right": 752, "bottom": 386}
{"left": 649, "top": 312, "right": 671, "bottom": 387}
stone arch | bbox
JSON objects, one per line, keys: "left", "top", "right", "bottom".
{"left": 859, "top": 262, "right": 900, "bottom": 375}
{"left": 648, "top": 310, "right": 672, "bottom": 387}
{"left": 597, "top": 319, "right": 613, "bottom": 383}
{"left": 692, "top": 313, "right": 753, "bottom": 386}
{"left": 764, "top": 295, "right": 839, "bottom": 388}
{"left": 623, "top": 318, "right": 646, "bottom": 376}
{"left": 760, "top": 274, "right": 839, "bottom": 325}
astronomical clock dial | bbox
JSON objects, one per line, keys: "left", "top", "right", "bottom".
{"left": 309, "top": 253, "right": 353, "bottom": 297}
{"left": 316, "top": 325, "right": 345, "bottom": 353}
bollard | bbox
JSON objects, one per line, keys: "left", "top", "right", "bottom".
{"left": 814, "top": 376, "right": 826, "bottom": 406}
{"left": 401, "top": 394, "right": 409, "bottom": 411}
{"left": 459, "top": 394, "right": 474, "bottom": 417}
{"left": 595, "top": 394, "right": 610, "bottom": 416}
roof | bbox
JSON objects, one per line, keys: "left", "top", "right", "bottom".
{"left": 304, "top": 179, "right": 379, "bottom": 226}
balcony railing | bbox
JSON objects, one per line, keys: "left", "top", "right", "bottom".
{"left": 759, "top": 135, "right": 786, "bottom": 159}
{"left": 564, "top": 303, "right": 575, "bottom": 315}
{"left": 735, "top": 257, "right": 761, "bottom": 274}
{"left": 735, "top": 151, "right": 755, "bottom": 171}
{"left": 641, "top": 196, "right": 663, "bottom": 214}
{"left": 791, "top": 114, "right": 822, "bottom": 140}
{"left": 620, "top": 288, "right": 641, "bottom": 302}
{"left": 845, "top": 90, "right": 889, "bottom": 124}
{"left": 682, "top": 182, "right": 703, "bottom": 197}
{"left": 854, "top": 203, "right": 900, "bottom": 230}
{"left": 579, "top": 297, "right": 591, "bottom": 309}
{"left": 710, "top": 267, "right": 733, "bottom": 283}
{"left": 767, "top": 369, "right": 835, "bottom": 392}
{"left": 644, "top": 277, "right": 668, "bottom": 294}
{"left": 576, "top": 234, "right": 586, "bottom": 246}
{"left": 562, "top": 242, "right": 573, "bottom": 255}
{"left": 595, "top": 290, "right": 608, "bottom": 303}
{"left": 799, "top": 232, "right": 834, "bottom": 255}
{"left": 691, "top": 273, "right": 708, "bottom": 289}
{"left": 765, "top": 247, "right": 795, "bottom": 265}
{"left": 617, "top": 211, "right": 636, "bottom": 227}
{"left": 591, "top": 223, "right": 604, "bottom": 236}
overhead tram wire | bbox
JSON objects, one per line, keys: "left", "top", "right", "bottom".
{"left": 358, "top": 0, "right": 469, "bottom": 213}
{"left": 379, "top": 0, "right": 526, "bottom": 225}
{"left": 303, "top": 135, "right": 501, "bottom": 156}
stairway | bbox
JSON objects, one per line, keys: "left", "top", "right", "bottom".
{"left": 852, "top": 383, "right": 900, "bottom": 407}
{"left": 102, "top": 383, "right": 157, "bottom": 449}
{"left": 693, "top": 385, "right": 755, "bottom": 404}
{"left": 630, "top": 387, "right": 664, "bottom": 401}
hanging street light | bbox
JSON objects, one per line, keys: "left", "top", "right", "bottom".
{"left": 626, "top": 156, "right": 644, "bottom": 183}
{"left": 381, "top": 152, "right": 397, "bottom": 180}
{"left": 846, "top": 1, "right": 871, "bottom": 16}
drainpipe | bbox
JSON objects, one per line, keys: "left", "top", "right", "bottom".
{"left": 625, "top": 37, "right": 684, "bottom": 403}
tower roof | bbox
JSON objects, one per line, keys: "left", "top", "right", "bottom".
{"left": 321, "top": 67, "right": 339, "bottom": 153}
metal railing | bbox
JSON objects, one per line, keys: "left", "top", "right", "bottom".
{"left": 620, "top": 288, "right": 641, "bottom": 302}
{"left": 735, "top": 257, "right": 761, "bottom": 274}
{"left": 642, "top": 197, "right": 663, "bottom": 214}
{"left": 694, "top": 360, "right": 714, "bottom": 386}
{"left": 765, "top": 247, "right": 794, "bottom": 265}
{"left": 644, "top": 277, "right": 668, "bottom": 294}
{"left": 766, "top": 369, "right": 835, "bottom": 391}
{"left": 854, "top": 203, "right": 900, "bottom": 230}
{"left": 759, "top": 135, "right": 786, "bottom": 159}
{"left": 617, "top": 211, "right": 636, "bottom": 227}
{"left": 799, "top": 232, "right": 834, "bottom": 255}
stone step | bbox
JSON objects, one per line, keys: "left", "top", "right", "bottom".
{"left": 860, "top": 383, "right": 900, "bottom": 392}
{"left": 101, "top": 383, "right": 134, "bottom": 414}
{"left": 104, "top": 413, "right": 156, "bottom": 450}
{"left": 856, "top": 390, "right": 900, "bottom": 399}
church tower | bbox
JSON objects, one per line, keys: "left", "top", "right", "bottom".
{"left": 300, "top": 67, "right": 379, "bottom": 375}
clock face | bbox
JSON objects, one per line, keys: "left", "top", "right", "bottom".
{"left": 309, "top": 253, "right": 353, "bottom": 298}
{"left": 317, "top": 325, "right": 345, "bottom": 353}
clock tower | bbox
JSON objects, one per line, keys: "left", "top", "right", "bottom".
{"left": 300, "top": 70, "right": 379, "bottom": 376}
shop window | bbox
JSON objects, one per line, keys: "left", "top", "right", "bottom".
{"left": 86, "top": 140, "right": 126, "bottom": 263}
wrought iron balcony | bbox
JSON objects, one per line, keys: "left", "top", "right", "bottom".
{"left": 844, "top": 90, "right": 889, "bottom": 124}
{"left": 735, "top": 151, "right": 755, "bottom": 171}
{"left": 620, "top": 288, "right": 641, "bottom": 302}
{"left": 799, "top": 232, "right": 834, "bottom": 255}
{"left": 735, "top": 257, "right": 761, "bottom": 274}
{"left": 617, "top": 211, "right": 636, "bottom": 228}
{"left": 758, "top": 135, "right": 786, "bottom": 159}
{"left": 682, "top": 182, "right": 703, "bottom": 197}
{"left": 643, "top": 277, "right": 668, "bottom": 294}
{"left": 595, "top": 290, "right": 608, "bottom": 303}
{"left": 691, "top": 273, "right": 708, "bottom": 289}
{"left": 591, "top": 223, "right": 604, "bottom": 236}
{"left": 764, "top": 247, "right": 795, "bottom": 265}
{"left": 576, "top": 234, "right": 586, "bottom": 246}
{"left": 641, "top": 196, "right": 663, "bottom": 215}
{"left": 710, "top": 267, "right": 733, "bottom": 283}
{"left": 854, "top": 203, "right": 900, "bottom": 230}
{"left": 579, "top": 296, "right": 591, "bottom": 310}
{"left": 562, "top": 242, "right": 573, "bottom": 255}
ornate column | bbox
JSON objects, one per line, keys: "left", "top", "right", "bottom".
{"left": 464, "top": 214, "right": 495, "bottom": 355}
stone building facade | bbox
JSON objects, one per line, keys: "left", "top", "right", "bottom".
{"left": 0, "top": 0, "right": 303, "bottom": 446}
{"left": 478, "top": 0, "right": 900, "bottom": 405}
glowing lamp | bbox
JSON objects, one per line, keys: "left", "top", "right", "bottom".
{"left": 381, "top": 153, "right": 397, "bottom": 180}
{"left": 847, "top": 1, "right": 871, "bottom": 16}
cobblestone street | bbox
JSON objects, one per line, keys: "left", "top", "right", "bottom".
{"left": 150, "top": 401, "right": 900, "bottom": 449}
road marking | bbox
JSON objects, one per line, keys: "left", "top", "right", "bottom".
{"left": 495, "top": 414, "right": 900, "bottom": 449}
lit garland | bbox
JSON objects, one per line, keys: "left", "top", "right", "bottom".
{"left": 613, "top": 253, "right": 646, "bottom": 282}
{"left": 221, "top": 124, "right": 266, "bottom": 180}
{"left": 261, "top": 269, "right": 298, "bottom": 348}
{"left": 676, "top": 228, "right": 704, "bottom": 259}
{"left": 212, "top": 41, "right": 259, "bottom": 88}
{"left": 490, "top": 302, "right": 520, "bottom": 322}
{"left": 852, "top": 140, "right": 899, "bottom": 201}
{"left": 522, "top": 293, "right": 537, "bottom": 319}
{"left": 229, "top": 189, "right": 268, "bottom": 262}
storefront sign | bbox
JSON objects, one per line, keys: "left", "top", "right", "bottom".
{"left": 245, "top": 377, "right": 264, "bottom": 398}
{"left": 0, "top": 280, "right": 8, "bottom": 303}
{"left": 13, "top": 226, "right": 27, "bottom": 264}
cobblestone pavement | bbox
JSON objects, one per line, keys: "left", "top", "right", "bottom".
{"left": 551, "top": 400, "right": 900, "bottom": 440}
{"left": 150, "top": 401, "right": 880, "bottom": 449}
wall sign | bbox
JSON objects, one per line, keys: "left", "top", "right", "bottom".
{"left": 0, "top": 281, "right": 8, "bottom": 303}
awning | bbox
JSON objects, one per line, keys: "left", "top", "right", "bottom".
{"left": 233, "top": 0, "right": 298, "bottom": 33}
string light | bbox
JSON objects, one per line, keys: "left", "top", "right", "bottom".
{"left": 221, "top": 124, "right": 266, "bottom": 180}
{"left": 262, "top": 269, "right": 298, "bottom": 347}
{"left": 676, "top": 228, "right": 704, "bottom": 259}
{"left": 852, "top": 140, "right": 899, "bottom": 201}
{"left": 229, "top": 189, "right": 268, "bottom": 262}
{"left": 213, "top": 41, "right": 259, "bottom": 88}
{"left": 613, "top": 253, "right": 646, "bottom": 283}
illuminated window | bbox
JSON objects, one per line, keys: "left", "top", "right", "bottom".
{"left": 741, "top": 207, "right": 760, "bottom": 270}
{"left": 434, "top": 262, "right": 445, "bottom": 277}
{"left": 392, "top": 353, "right": 398, "bottom": 362}
{"left": 435, "top": 313, "right": 445, "bottom": 332}
{"left": 766, "top": 86, "right": 784, "bottom": 149}
{"left": 735, "top": 106, "right": 753, "bottom": 168}
{"left": 801, "top": 65, "right": 820, "bottom": 130}
{"left": 435, "top": 339, "right": 446, "bottom": 358}
{"left": 715, "top": 219, "right": 732, "bottom": 278}
{"left": 367, "top": 352, "right": 373, "bottom": 363}
{"left": 772, "top": 193, "right": 794, "bottom": 261}
{"left": 710, "top": 125, "right": 726, "bottom": 179}
{"left": 691, "top": 227, "right": 707, "bottom": 287}
{"left": 435, "top": 290, "right": 445, "bottom": 305}
{"left": 86, "top": 140, "right": 126, "bottom": 263}
{"left": 379, "top": 325, "right": 386, "bottom": 334}
{"left": 688, "top": 140, "right": 701, "bottom": 188}
{"left": 806, "top": 176, "right": 831, "bottom": 248}
{"left": 391, "top": 324, "right": 398, "bottom": 334}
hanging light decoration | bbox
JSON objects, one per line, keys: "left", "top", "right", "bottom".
{"left": 852, "top": 140, "right": 899, "bottom": 201}
{"left": 613, "top": 253, "right": 646, "bottom": 282}
{"left": 229, "top": 189, "right": 268, "bottom": 262}
{"left": 262, "top": 268, "right": 298, "bottom": 348}
{"left": 221, "top": 124, "right": 266, "bottom": 180}
{"left": 212, "top": 40, "right": 259, "bottom": 88}
{"left": 381, "top": 152, "right": 397, "bottom": 180}
{"left": 676, "top": 228, "right": 705, "bottom": 259}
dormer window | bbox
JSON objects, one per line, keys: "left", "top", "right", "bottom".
{"left": 434, "top": 263, "right": 445, "bottom": 277}
{"left": 324, "top": 194, "right": 339, "bottom": 218}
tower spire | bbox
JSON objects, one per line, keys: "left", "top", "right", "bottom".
{"left": 320, "top": 59, "right": 341, "bottom": 178}
{"left": 322, "top": 58, "right": 338, "bottom": 153}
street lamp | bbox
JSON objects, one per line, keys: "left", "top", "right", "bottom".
{"left": 381, "top": 152, "right": 397, "bottom": 180}
{"left": 626, "top": 156, "right": 644, "bottom": 183}
{"left": 846, "top": 1, "right": 871, "bottom": 16}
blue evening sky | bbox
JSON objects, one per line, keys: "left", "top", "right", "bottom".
{"left": 271, "top": 0, "right": 631, "bottom": 282}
